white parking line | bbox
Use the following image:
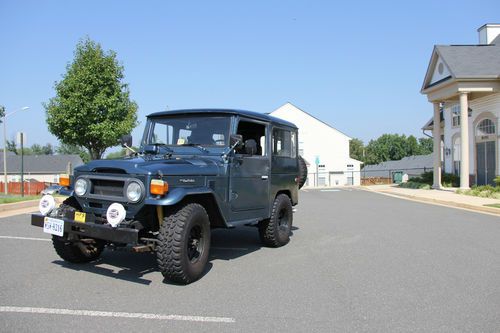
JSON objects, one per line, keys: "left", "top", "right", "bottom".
{"left": 0, "top": 236, "right": 50, "bottom": 242}
{"left": 320, "top": 189, "right": 341, "bottom": 192}
{"left": 0, "top": 306, "right": 236, "bottom": 323}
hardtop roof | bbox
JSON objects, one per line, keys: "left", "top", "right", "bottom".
{"left": 147, "top": 109, "right": 297, "bottom": 129}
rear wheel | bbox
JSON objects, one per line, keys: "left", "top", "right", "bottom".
{"left": 156, "top": 203, "right": 211, "bottom": 284}
{"left": 259, "top": 194, "right": 293, "bottom": 247}
{"left": 52, "top": 197, "right": 105, "bottom": 263}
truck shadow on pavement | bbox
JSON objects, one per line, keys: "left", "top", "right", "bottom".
{"left": 52, "top": 226, "right": 295, "bottom": 285}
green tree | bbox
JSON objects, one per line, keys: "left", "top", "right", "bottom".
{"left": 418, "top": 137, "right": 433, "bottom": 155}
{"left": 44, "top": 37, "right": 138, "bottom": 160}
{"left": 56, "top": 143, "right": 91, "bottom": 163}
{"left": 0, "top": 105, "right": 5, "bottom": 121}
{"left": 349, "top": 138, "right": 365, "bottom": 162}
{"left": 406, "top": 135, "right": 420, "bottom": 156}
{"left": 6, "top": 140, "right": 17, "bottom": 155}
{"left": 364, "top": 134, "right": 436, "bottom": 165}
{"left": 31, "top": 143, "right": 54, "bottom": 155}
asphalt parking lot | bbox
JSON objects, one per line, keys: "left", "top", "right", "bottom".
{"left": 1, "top": 188, "right": 499, "bottom": 332}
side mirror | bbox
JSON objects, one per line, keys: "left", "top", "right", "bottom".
{"left": 229, "top": 134, "right": 243, "bottom": 149}
{"left": 244, "top": 139, "right": 257, "bottom": 155}
{"left": 120, "top": 134, "right": 132, "bottom": 148}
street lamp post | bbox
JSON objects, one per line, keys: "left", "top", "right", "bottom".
{"left": 3, "top": 106, "right": 29, "bottom": 194}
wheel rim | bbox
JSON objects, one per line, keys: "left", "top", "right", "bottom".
{"left": 277, "top": 207, "right": 290, "bottom": 233}
{"left": 187, "top": 225, "right": 204, "bottom": 263}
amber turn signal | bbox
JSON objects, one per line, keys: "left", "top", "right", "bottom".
{"left": 150, "top": 179, "right": 169, "bottom": 195}
{"left": 59, "top": 174, "right": 70, "bottom": 187}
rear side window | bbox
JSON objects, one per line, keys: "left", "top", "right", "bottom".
{"left": 272, "top": 128, "right": 296, "bottom": 158}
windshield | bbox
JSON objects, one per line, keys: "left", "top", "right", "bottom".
{"left": 142, "top": 115, "right": 231, "bottom": 150}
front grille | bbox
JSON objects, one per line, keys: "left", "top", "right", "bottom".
{"left": 91, "top": 179, "right": 124, "bottom": 197}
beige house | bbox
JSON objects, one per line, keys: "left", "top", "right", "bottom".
{"left": 421, "top": 24, "right": 500, "bottom": 188}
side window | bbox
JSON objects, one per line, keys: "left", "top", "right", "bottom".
{"left": 236, "top": 120, "right": 266, "bottom": 156}
{"left": 272, "top": 128, "right": 296, "bottom": 158}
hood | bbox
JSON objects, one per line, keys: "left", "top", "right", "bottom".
{"left": 75, "top": 155, "right": 221, "bottom": 176}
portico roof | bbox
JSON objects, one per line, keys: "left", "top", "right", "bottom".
{"left": 421, "top": 38, "right": 500, "bottom": 95}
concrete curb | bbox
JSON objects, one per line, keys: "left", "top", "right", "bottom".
{"left": 371, "top": 189, "right": 500, "bottom": 216}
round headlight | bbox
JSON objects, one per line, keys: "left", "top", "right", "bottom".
{"left": 126, "top": 181, "right": 142, "bottom": 202}
{"left": 74, "top": 178, "right": 88, "bottom": 196}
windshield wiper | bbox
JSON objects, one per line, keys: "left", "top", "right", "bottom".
{"left": 179, "top": 143, "right": 209, "bottom": 153}
{"left": 141, "top": 143, "right": 174, "bottom": 156}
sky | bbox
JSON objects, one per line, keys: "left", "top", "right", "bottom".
{"left": 1, "top": 0, "right": 499, "bottom": 155}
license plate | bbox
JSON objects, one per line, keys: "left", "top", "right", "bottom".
{"left": 43, "top": 217, "right": 64, "bottom": 237}
{"left": 74, "top": 212, "right": 86, "bottom": 223}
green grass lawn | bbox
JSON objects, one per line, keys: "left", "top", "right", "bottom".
{"left": 0, "top": 195, "right": 40, "bottom": 204}
{"left": 484, "top": 203, "right": 500, "bottom": 209}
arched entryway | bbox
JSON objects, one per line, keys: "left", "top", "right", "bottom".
{"left": 475, "top": 118, "right": 497, "bottom": 185}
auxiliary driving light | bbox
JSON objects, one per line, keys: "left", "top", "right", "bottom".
{"left": 39, "top": 195, "right": 56, "bottom": 216}
{"left": 106, "top": 203, "right": 126, "bottom": 227}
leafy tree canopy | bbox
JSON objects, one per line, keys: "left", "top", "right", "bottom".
{"left": 349, "top": 138, "right": 365, "bottom": 162}
{"left": 44, "top": 37, "right": 138, "bottom": 160}
{"left": 353, "top": 134, "right": 434, "bottom": 165}
{"left": 56, "top": 143, "right": 90, "bottom": 163}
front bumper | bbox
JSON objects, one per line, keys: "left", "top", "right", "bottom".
{"left": 31, "top": 214, "right": 139, "bottom": 244}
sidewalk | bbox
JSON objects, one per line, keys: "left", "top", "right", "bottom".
{"left": 364, "top": 185, "right": 500, "bottom": 216}
{"left": 0, "top": 197, "right": 65, "bottom": 219}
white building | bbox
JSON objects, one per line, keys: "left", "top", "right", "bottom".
{"left": 270, "top": 102, "right": 361, "bottom": 187}
{"left": 421, "top": 24, "right": 500, "bottom": 188}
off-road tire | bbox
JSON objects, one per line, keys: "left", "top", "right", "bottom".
{"left": 52, "top": 197, "right": 105, "bottom": 263}
{"left": 157, "top": 203, "right": 211, "bottom": 284}
{"left": 298, "top": 155, "right": 308, "bottom": 189}
{"left": 259, "top": 194, "right": 293, "bottom": 247}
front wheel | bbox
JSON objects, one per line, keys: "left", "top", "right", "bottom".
{"left": 52, "top": 197, "right": 105, "bottom": 263}
{"left": 259, "top": 194, "right": 293, "bottom": 247}
{"left": 52, "top": 235, "right": 105, "bottom": 263}
{"left": 156, "top": 203, "right": 211, "bottom": 284}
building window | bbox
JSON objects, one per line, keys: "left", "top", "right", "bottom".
{"left": 477, "top": 119, "right": 496, "bottom": 136}
{"left": 451, "top": 105, "right": 460, "bottom": 127}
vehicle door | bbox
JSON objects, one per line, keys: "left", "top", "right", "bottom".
{"left": 229, "top": 118, "right": 270, "bottom": 213}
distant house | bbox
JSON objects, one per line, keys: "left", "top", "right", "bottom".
{"left": 0, "top": 154, "right": 84, "bottom": 183}
{"left": 270, "top": 103, "right": 362, "bottom": 186}
{"left": 421, "top": 23, "right": 500, "bottom": 188}
{"left": 362, "top": 154, "right": 433, "bottom": 183}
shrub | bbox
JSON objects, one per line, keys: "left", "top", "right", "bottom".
{"left": 409, "top": 171, "right": 459, "bottom": 187}
{"left": 399, "top": 181, "right": 431, "bottom": 190}
{"left": 457, "top": 185, "right": 500, "bottom": 199}
{"left": 494, "top": 176, "right": 500, "bottom": 187}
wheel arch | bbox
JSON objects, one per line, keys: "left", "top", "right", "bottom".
{"left": 166, "top": 193, "right": 227, "bottom": 228}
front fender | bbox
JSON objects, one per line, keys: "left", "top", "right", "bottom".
{"left": 144, "top": 187, "right": 215, "bottom": 206}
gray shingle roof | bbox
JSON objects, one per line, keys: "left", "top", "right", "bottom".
{"left": 436, "top": 44, "right": 500, "bottom": 79}
{"left": 0, "top": 155, "right": 84, "bottom": 174}
{"left": 362, "top": 154, "right": 433, "bottom": 177}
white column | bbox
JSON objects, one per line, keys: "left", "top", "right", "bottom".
{"left": 432, "top": 102, "right": 442, "bottom": 189}
{"left": 459, "top": 92, "right": 470, "bottom": 189}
